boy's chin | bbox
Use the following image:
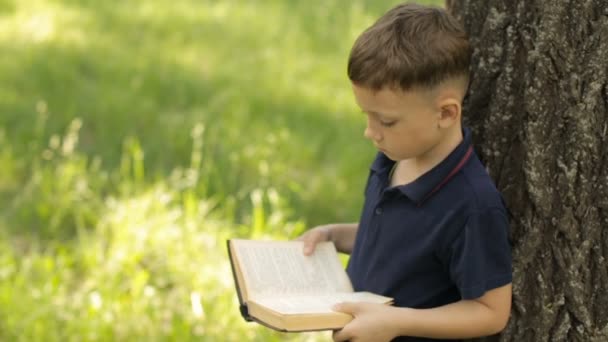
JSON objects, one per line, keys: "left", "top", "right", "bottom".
{"left": 380, "top": 149, "right": 397, "bottom": 161}
{"left": 381, "top": 150, "right": 411, "bottom": 162}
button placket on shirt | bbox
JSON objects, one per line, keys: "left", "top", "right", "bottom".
{"left": 363, "top": 174, "right": 391, "bottom": 248}
{"left": 371, "top": 188, "right": 393, "bottom": 233}
{"left": 375, "top": 180, "right": 392, "bottom": 211}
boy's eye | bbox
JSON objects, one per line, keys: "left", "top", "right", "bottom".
{"left": 380, "top": 120, "right": 397, "bottom": 127}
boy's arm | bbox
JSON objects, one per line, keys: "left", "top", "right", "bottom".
{"left": 298, "top": 223, "right": 358, "bottom": 255}
{"left": 333, "top": 283, "right": 512, "bottom": 342}
{"left": 326, "top": 223, "right": 358, "bottom": 254}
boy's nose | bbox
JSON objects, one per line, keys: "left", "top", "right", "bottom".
{"left": 364, "top": 126, "right": 382, "bottom": 142}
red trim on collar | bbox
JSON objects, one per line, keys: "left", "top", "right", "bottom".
{"left": 418, "top": 145, "right": 474, "bottom": 206}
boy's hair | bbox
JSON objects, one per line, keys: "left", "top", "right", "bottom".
{"left": 348, "top": 3, "right": 471, "bottom": 91}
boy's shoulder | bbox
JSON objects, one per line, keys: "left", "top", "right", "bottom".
{"left": 458, "top": 154, "right": 506, "bottom": 213}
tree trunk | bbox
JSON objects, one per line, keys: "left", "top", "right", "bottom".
{"left": 446, "top": 0, "right": 608, "bottom": 341}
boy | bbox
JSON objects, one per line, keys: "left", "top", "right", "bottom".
{"left": 298, "top": 3, "right": 512, "bottom": 342}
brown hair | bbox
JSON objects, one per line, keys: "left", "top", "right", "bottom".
{"left": 347, "top": 3, "right": 471, "bottom": 91}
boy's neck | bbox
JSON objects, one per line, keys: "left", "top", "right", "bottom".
{"left": 391, "top": 127, "right": 464, "bottom": 187}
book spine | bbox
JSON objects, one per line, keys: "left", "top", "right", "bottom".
{"left": 226, "top": 240, "right": 252, "bottom": 321}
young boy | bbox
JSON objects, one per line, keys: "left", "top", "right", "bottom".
{"left": 298, "top": 3, "right": 512, "bottom": 342}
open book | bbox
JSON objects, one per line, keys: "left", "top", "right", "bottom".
{"left": 227, "top": 239, "right": 393, "bottom": 332}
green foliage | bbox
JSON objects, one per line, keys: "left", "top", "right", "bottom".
{"left": 0, "top": 0, "right": 442, "bottom": 340}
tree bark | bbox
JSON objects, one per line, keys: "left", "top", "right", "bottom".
{"left": 446, "top": 0, "right": 608, "bottom": 341}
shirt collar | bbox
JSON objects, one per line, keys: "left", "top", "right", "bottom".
{"left": 370, "top": 151, "right": 394, "bottom": 174}
{"left": 370, "top": 127, "right": 474, "bottom": 205}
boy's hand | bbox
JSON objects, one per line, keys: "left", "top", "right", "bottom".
{"left": 332, "top": 302, "right": 398, "bottom": 342}
{"left": 296, "top": 226, "right": 331, "bottom": 256}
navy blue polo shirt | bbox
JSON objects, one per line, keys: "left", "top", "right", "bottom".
{"left": 346, "top": 128, "right": 512, "bottom": 342}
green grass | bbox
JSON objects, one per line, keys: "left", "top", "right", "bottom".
{"left": 0, "top": 0, "right": 442, "bottom": 340}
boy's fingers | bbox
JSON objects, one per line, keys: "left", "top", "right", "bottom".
{"left": 332, "top": 302, "right": 358, "bottom": 315}
{"left": 303, "top": 243, "right": 314, "bottom": 255}
{"left": 332, "top": 327, "right": 353, "bottom": 342}
{"left": 301, "top": 228, "right": 329, "bottom": 255}
{"left": 302, "top": 237, "right": 318, "bottom": 255}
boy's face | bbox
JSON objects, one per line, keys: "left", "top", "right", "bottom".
{"left": 352, "top": 83, "right": 451, "bottom": 162}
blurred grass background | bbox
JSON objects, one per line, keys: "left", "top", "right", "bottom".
{"left": 0, "top": 0, "right": 442, "bottom": 341}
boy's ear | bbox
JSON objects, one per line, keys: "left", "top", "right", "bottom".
{"left": 437, "top": 98, "right": 461, "bottom": 129}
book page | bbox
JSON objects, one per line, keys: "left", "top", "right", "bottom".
{"left": 252, "top": 292, "right": 392, "bottom": 315}
{"left": 232, "top": 240, "right": 352, "bottom": 298}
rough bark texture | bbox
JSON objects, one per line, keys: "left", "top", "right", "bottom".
{"left": 446, "top": 0, "right": 608, "bottom": 341}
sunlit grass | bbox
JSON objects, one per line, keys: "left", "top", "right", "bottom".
{"left": 0, "top": 0, "right": 443, "bottom": 340}
{"left": 0, "top": 119, "right": 317, "bottom": 341}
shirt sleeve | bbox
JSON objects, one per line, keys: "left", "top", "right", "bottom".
{"left": 446, "top": 208, "right": 513, "bottom": 300}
